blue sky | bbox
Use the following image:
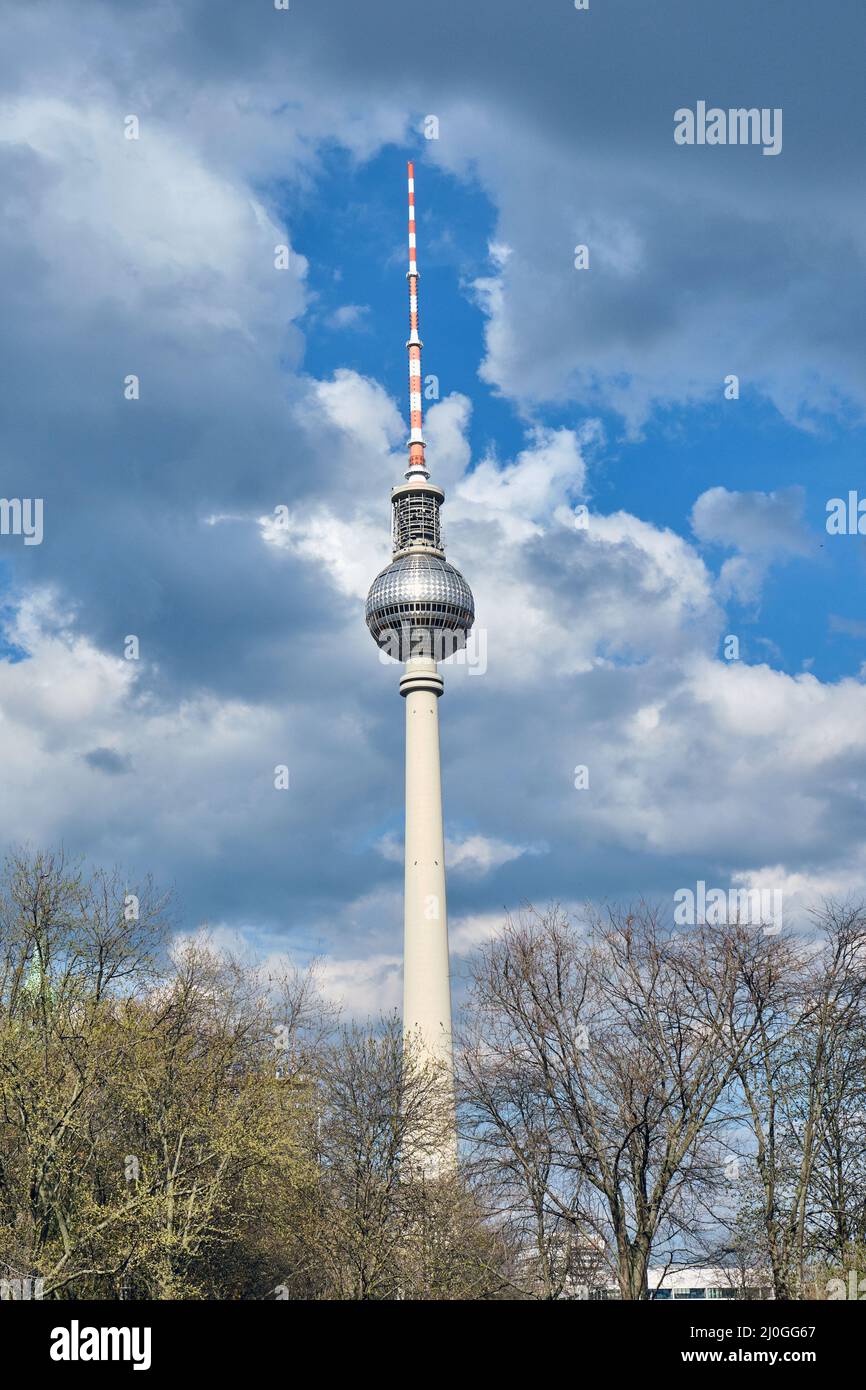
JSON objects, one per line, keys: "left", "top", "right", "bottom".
{"left": 1, "top": 0, "right": 865, "bottom": 1013}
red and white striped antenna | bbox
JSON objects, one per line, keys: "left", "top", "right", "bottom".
{"left": 406, "top": 161, "right": 428, "bottom": 478}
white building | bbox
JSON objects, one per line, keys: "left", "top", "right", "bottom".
{"left": 587, "top": 1266, "right": 773, "bottom": 1300}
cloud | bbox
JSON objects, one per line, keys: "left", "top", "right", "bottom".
{"left": 316, "top": 952, "right": 403, "bottom": 1018}
{"left": 0, "top": 0, "right": 864, "bottom": 985}
{"left": 423, "top": 394, "right": 473, "bottom": 494}
{"left": 83, "top": 747, "right": 133, "bottom": 776}
{"left": 378, "top": 832, "right": 543, "bottom": 876}
{"left": 691, "top": 487, "right": 809, "bottom": 555}
{"left": 690, "top": 486, "right": 810, "bottom": 603}
{"left": 829, "top": 614, "right": 866, "bottom": 639}
{"left": 330, "top": 304, "right": 370, "bottom": 329}
{"left": 455, "top": 425, "right": 589, "bottom": 542}
{"left": 9, "top": 0, "right": 865, "bottom": 441}
{"left": 449, "top": 912, "right": 506, "bottom": 957}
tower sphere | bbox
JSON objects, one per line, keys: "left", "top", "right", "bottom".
{"left": 365, "top": 551, "right": 474, "bottom": 662}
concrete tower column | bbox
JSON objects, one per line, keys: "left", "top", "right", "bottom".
{"left": 400, "top": 655, "right": 456, "bottom": 1169}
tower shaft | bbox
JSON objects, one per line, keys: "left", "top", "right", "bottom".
{"left": 400, "top": 657, "right": 456, "bottom": 1168}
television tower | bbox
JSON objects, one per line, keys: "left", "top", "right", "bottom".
{"left": 365, "top": 163, "right": 474, "bottom": 1169}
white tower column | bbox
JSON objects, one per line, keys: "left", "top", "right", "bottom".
{"left": 400, "top": 655, "right": 456, "bottom": 1169}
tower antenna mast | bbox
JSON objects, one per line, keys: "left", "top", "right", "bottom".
{"left": 406, "top": 161, "right": 428, "bottom": 479}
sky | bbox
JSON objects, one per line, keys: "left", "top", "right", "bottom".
{"left": 1, "top": 0, "right": 865, "bottom": 1014}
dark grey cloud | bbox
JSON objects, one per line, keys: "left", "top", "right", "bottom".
{"left": 84, "top": 746, "right": 132, "bottom": 775}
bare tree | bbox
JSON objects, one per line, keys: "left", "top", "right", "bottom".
{"left": 285, "top": 1015, "right": 504, "bottom": 1299}
{"left": 729, "top": 902, "right": 866, "bottom": 1299}
{"left": 460, "top": 905, "right": 775, "bottom": 1299}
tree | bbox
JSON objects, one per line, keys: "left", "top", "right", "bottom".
{"left": 0, "top": 848, "right": 170, "bottom": 1295}
{"left": 460, "top": 905, "right": 772, "bottom": 1299}
{"left": 282, "top": 1015, "right": 508, "bottom": 1300}
{"left": 0, "top": 849, "right": 317, "bottom": 1299}
{"left": 728, "top": 902, "right": 866, "bottom": 1299}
